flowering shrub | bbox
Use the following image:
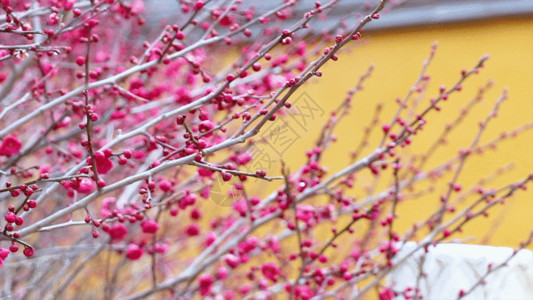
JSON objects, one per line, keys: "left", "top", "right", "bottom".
{"left": 0, "top": 0, "right": 531, "bottom": 299}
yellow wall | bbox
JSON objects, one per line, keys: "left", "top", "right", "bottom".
{"left": 240, "top": 17, "right": 533, "bottom": 249}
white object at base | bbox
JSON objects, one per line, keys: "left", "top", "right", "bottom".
{"left": 386, "top": 242, "right": 533, "bottom": 300}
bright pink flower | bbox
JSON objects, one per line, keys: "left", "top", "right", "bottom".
{"left": 186, "top": 224, "right": 200, "bottom": 236}
{"left": 233, "top": 199, "right": 247, "bottom": 217}
{"left": 0, "top": 248, "right": 10, "bottom": 259}
{"left": 198, "top": 274, "right": 214, "bottom": 296}
{"left": 200, "top": 186, "right": 210, "bottom": 199}
{"left": 63, "top": 0, "right": 75, "bottom": 10}
{"left": 219, "top": 15, "right": 235, "bottom": 27}
{"left": 198, "top": 120, "right": 214, "bottom": 133}
{"left": 108, "top": 224, "right": 128, "bottom": 241}
{"left": 133, "top": 150, "right": 145, "bottom": 160}
{"left": 158, "top": 179, "right": 172, "bottom": 192}
{"left": 4, "top": 212, "right": 16, "bottom": 223}
{"left": 205, "top": 231, "right": 217, "bottom": 247}
{"left": 238, "top": 236, "right": 259, "bottom": 254}
{"left": 174, "top": 86, "right": 192, "bottom": 104}
{"left": 379, "top": 288, "right": 395, "bottom": 300}
{"left": 9, "top": 243, "right": 18, "bottom": 253}
{"left": 261, "top": 262, "right": 281, "bottom": 282}
{"left": 267, "top": 236, "right": 281, "bottom": 253}
{"left": 93, "top": 151, "right": 114, "bottom": 175}
{"left": 296, "top": 205, "right": 316, "bottom": 225}
{"left": 40, "top": 164, "right": 51, "bottom": 174}
{"left": 75, "top": 56, "right": 86, "bottom": 66}
{"left": 239, "top": 283, "right": 252, "bottom": 295}
{"left": 126, "top": 244, "right": 144, "bottom": 260}
{"left": 235, "top": 153, "right": 252, "bottom": 165}
{"left": 111, "top": 110, "right": 126, "bottom": 120}
{"left": 141, "top": 220, "right": 159, "bottom": 234}
{"left": 197, "top": 168, "right": 214, "bottom": 178}
{"left": 217, "top": 266, "right": 228, "bottom": 280}
{"left": 23, "top": 247, "right": 34, "bottom": 257}
{"left": 224, "top": 254, "right": 240, "bottom": 269}
{"left": 296, "top": 285, "right": 314, "bottom": 300}
{"left": 179, "top": 193, "right": 197, "bottom": 209}
{"left": 77, "top": 178, "right": 95, "bottom": 194}
{"left": 0, "top": 136, "right": 21, "bottom": 158}
{"left": 154, "top": 243, "right": 169, "bottom": 254}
